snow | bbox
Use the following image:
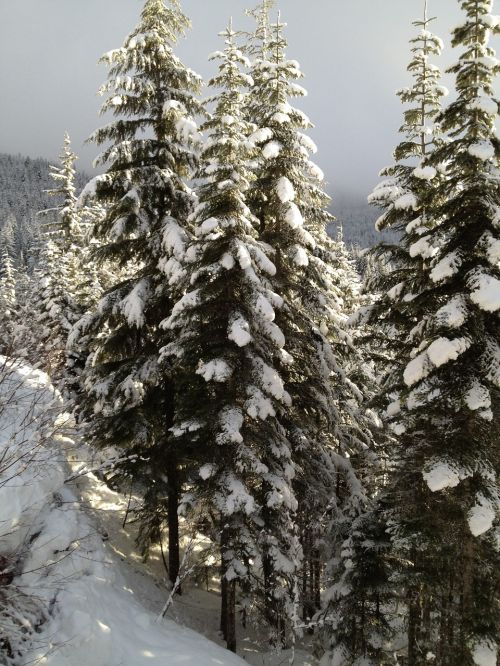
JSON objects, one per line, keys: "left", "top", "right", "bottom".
{"left": 121, "top": 279, "right": 150, "bottom": 328}
{"left": 404, "top": 352, "right": 429, "bottom": 386}
{"left": 217, "top": 407, "right": 244, "bottom": 445}
{"left": 465, "top": 381, "right": 491, "bottom": 411}
{"left": 245, "top": 386, "right": 276, "bottom": 420}
{"left": 284, "top": 202, "right": 304, "bottom": 229}
{"left": 410, "top": 235, "right": 438, "bottom": 259}
{"left": 468, "top": 142, "right": 495, "bottom": 161}
{"left": 262, "top": 140, "right": 282, "bottom": 159}
{"left": 469, "top": 96, "right": 498, "bottom": 114}
{"left": 228, "top": 316, "right": 252, "bottom": 347}
{"left": 199, "top": 463, "right": 216, "bottom": 480}
{"left": 196, "top": 359, "right": 233, "bottom": 383}
{"left": 414, "top": 166, "right": 437, "bottom": 180}
{"left": 1, "top": 360, "right": 247, "bottom": 666}
{"left": 220, "top": 252, "right": 235, "bottom": 270}
{"left": 423, "top": 462, "right": 461, "bottom": 492}
{"left": 435, "top": 296, "right": 468, "bottom": 329}
{"left": 276, "top": 176, "right": 295, "bottom": 203}
{"left": 471, "top": 640, "right": 497, "bottom": 666}
{"left": 249, "top": 127, "right": 273, "bottom": 144}
{"left": 427, "top": 336, "right": 471, "bottom": 368}
{"left": 470, "top": 273, "right": 500, "bottom": 312}
{"left": 255, "top": 293, "right": 275, "bottom": 321}
{"left": 394, "top": 192, "right": 418, "bottom": 211}
{"left": 430, "top": 251, "right": 462, "bottom": 283}
{"left": 236, "top": 243, "right": 252, "bottom": 269}
{"left": 404, "top": 338, "right": 470, "bottom": 386}
{"left": 271, "top": 111, "right": 291, "bottom": 124}
{"left": 293, "top": 246, "right": 309, "bottom": 266}
{"left": 468, "top": 495, "right": 496, "bottom": 537}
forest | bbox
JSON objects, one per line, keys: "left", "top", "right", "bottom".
{"left": 0, "top": 1, "right": 498, "bottom": 665}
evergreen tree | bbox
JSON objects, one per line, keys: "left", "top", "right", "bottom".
{"left": 72, "top": 0, "right": 203, "bottom": 589}
{"left": 246, "top": 14, "right": 373, "bottom": 630}
{"left": 28, "top": 134, "right": 85, "bottom": 379}
{"left": 319, "top": 4, "right": 451, "bottom": 663}
{"left": 388, "top": 1, "right": 500, "bottom": 661}
{"left": 329, "top": 2, "right": 500, "bottom": 664}
{"left": 0, "top": 248, "right": 17, "bottom": 355}
{"left": 163, "top": 22, "right": 300, "bottom": 651}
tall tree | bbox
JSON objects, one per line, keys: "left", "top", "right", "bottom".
{"left": 163, "top": 21, "right": 300, "bottom": 651}
{"left": 319, "top": 4, "right": 451, "bottom": 663}
{"left": 71, "top": 0, "right": 203, "bottom": 589}
{"left": 246, "top": 14, "right": 373, "bottom": 631}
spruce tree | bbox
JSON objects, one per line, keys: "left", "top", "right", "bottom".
{"left": 72, "top": 0, "right": 203, "bottom": 588}
{"left": 0, "top": 248, "right": 17, "bottom": 356}
{"left": 335, "top": 2, "right": 500, "bottom": 664}
{"left": 319, "top": 5, "right": 450, "bottom": 663}
{"left": 163, "top": 22, "right": 300, "bottom": 651}
{"left": 246, "top": 14, "right": 374, "bottom": 630}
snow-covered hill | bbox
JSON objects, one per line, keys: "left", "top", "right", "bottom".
{"left": 0, "top": 359, "right": 247, "bottom": 666}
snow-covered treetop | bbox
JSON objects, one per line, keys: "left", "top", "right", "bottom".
{"left": 395, "top": 7, "right": 448, "bottom": 161}
{"left": 369, "top": 3, "right": 446, "bottom": 235}
{"left": 91, "top": 0, "right": 203, "bottom": 175}
{"left": 244, "top": 0, "right": 276, "bottom": 58}
{"left": 45, "top": 133, "right": 82, "bottom": 243}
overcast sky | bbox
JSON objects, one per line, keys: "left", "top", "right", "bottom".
{"left": 0, "top": 1, "right": 473, "bottom": 202}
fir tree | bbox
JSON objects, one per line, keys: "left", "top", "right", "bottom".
{"left": 29, "top": 134, "right": 85, "bottom": 379}
{"left": 71, "top": 0, "right": 203, "bottom": 589}
{"left": 319, "top": 4, "right": 451, "bottom": 663}
{"left": 246, "top": 14, "right": 373, "bottom": 630}
{"left": 390, "top": 1, "right": 500, "bottom": 661}
{"left": 0, "top": 248, "right": 17, "bottom": 356}
{"left": 163, "top": 22, "right": 300, "bottom": 651}
{"left": 338, "top": 2, "right": 500, "bottom": 664}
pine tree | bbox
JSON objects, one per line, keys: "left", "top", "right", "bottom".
{"left": 71, "top": 0, "right": 203, "bottom": 589}
{"left": 339, "top": 2, "right": 500, "bottom": 664}
{"left": 246, "top": 14, "right": 374, "bottom": 631}
{"left": 26, "top": 135, "right": 85, "bottom": 379}
{"left": 319, "top": 4, "right": 451, "bottom": 663}
{"left": 163, "top": 22, "right": 300, "bottom": 651}
{"left": 0, "top": 248, "right": 17, "bottom": 356}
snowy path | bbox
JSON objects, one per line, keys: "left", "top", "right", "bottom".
{"left": 0, "top": 359, "right": 247, "bottom": 666}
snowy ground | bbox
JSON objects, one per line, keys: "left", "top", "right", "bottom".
{"left": 0, "top": 358, "right": 317, "bottom": 666}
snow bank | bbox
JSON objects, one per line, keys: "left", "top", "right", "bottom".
{"left": 1, "top": 359, "right": 246, "bottom": 666}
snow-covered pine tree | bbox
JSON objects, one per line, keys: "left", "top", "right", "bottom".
{"left": 0, "top": 248, "right": 17, "bottom": 355}
{"left": 25, "top": 134, "right": 87, "bottom": 379}
{"left": 347, "top": 1, "right": 500, "bottom": 664}
{"left": 246, "top": 14, "right": 373, "bottom": 629}
{"left": 318, "top": 5, "right": 451, "bottom": 664}
{"left": 162, "top": 21, "right": 300, "bottom": 651}
{"left": 71, "top": 0, "right": 203, "bottom": 588}
{"left": 388, "top": 1, "right": 499, "bottom": 662}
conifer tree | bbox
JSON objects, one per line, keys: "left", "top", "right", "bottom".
{"left": 330, "top": 2, "right": 500, "bottom": 664}
{"left": 246, "top": 14, "right": 373, "bottom": 628}
{"left": 386, "top": 1, "right": 500, "bottom": 661}
{"left": 319, "top": 5, "right": 450, "bottom": 664}
{"left": 72, "top": 0, "right": 203, "bottom": 589}
{"left": 163, "top": 22, "right": 300, "bottom": 651}
{"left": 0, "top": 248, "right": 17, "bottom": 355}
{"left": 26, "top": 135, "right": 86, "bottom": 379}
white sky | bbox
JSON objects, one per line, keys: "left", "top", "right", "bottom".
{"left": 0, "top": 0, "right": 483, "bottom": 202}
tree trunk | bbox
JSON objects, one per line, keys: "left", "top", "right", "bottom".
{"left": 164, "top": 382, "right": 181, "bottom": 593}
{"left": 166, "top": 455, "right": 181, "bottom": 593}
{"left": 220, "top": 526, "right": 237, "bottom": 652}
